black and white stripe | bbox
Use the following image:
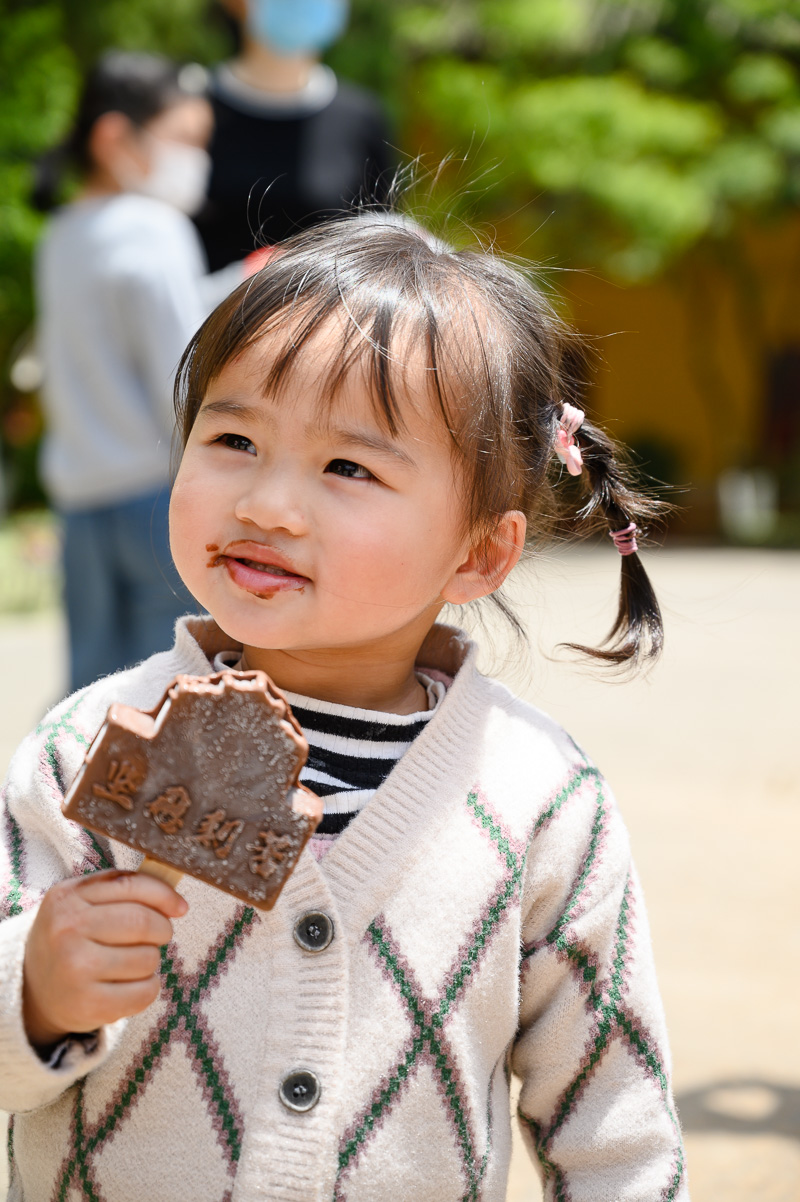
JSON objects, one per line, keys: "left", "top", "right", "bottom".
{"left": 284, "top": 684, "right": 443, "bottom": 836}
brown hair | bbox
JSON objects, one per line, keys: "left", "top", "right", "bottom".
{"left": 174, "top": 214, "right": 667, "bottom": 668}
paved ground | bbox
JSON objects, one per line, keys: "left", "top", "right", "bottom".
{"left": 2, "top": 546, "right": 798, "bottom": 1199}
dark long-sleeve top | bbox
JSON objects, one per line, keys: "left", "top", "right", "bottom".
{"left": 195, "top": 63, "right": 394, "bottom": 270}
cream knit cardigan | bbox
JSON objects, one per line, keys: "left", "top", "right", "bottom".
{"left": 0, "top": 617, "right": 688, "bottom": 1202}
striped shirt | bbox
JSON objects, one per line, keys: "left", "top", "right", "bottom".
{"left": 212, "top": 653, "right": 445, "bottom": 850}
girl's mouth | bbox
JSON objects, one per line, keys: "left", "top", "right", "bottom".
{"left": 215, "top": 543, "right": 309, "bottom": 597}
{"left": 241, "top": 560, "right": 291, "bottom": 575}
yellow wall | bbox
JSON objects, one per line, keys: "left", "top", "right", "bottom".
{"left": 562, "top": 216, "right": 800, "bottom": 526}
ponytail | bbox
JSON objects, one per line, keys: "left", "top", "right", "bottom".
{"left": 556, "top": 408, "right": 668, "bottom": 669}
{"left": 31, "top": 143, "right": 72, "bottom": 213}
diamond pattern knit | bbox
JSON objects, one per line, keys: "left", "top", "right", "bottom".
{"left": 0, "top": 617, "right": 688, "bottom": 1201}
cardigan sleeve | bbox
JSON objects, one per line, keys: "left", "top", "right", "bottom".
{"left": 512, "top": 766, "right": 689, "bottom": 1201}
{"left": 0, "top": 705, "right": 128, "bottom": 1114}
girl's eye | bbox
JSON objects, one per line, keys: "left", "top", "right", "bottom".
{"left": 325, "top": 458, "right": 372, "bottom": 480}
{"left": 217, "top": 433, "right": 256, "bottom": 455}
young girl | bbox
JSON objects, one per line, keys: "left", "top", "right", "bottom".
{"left": 0, "top": 216, "right": 687, "bottom": 1201}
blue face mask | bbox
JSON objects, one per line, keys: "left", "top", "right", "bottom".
{"left": 247, "top": 0, "right": 350, "bottom": 56}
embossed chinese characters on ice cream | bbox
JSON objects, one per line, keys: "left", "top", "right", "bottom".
{"left": 62, "top": 670, "right": 323, "bottom": 909}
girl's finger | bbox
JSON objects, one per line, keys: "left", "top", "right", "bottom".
{"left": 83, "top": 902, "right": 175, "bottom": 948}
{"left": 85, "top": 942, "right": 163, "bottom": 982}
{"left": 81, "top": 976, "right": 164, "bottom": 1027}
{"left": 77, "top": 870, "right": 188, "bottom": 918}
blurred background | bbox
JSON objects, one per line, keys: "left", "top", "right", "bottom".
{"left": 3, "top": 0, "right": 800, "bottom": 546}
{"left": 1, "top": 1, "right": 799, "bottom": 1199}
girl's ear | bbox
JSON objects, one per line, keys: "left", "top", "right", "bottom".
{"left": 441, "top": 511, "right": 526, "bottom": 605}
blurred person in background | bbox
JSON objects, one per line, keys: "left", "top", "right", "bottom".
{"left": 32, "top": 52, "right": 219, "bottom": 695}
{"left": 195, "top": 0, "right": 393, "bottom": 270}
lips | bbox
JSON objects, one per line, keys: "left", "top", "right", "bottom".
{"left": 216, "top": 541, "right": 309, "bottom": 597}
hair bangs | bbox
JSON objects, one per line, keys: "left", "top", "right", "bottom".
{"left": 177, "top": 245, "right": 482, "bottom": 455}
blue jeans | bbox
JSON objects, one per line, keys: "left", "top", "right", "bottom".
{"left": 61, "top": 487, "right": 195, "bottom": 693}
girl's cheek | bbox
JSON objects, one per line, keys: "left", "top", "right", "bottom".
{"left": 168, "top": 484, "right": 188, "bottom": 543}
{"left": 170, "top": 455, "right": 207, "bottom": 518}
{"left": 168, "top": 476, "right": 202, "bottom": 567}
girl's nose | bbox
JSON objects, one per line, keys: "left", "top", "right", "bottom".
{"left": 233, "top": 466, "right": 308, "bottom": 536}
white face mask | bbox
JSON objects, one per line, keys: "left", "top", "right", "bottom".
{"left": 127, "top": 137, "right": 211, "bottom": 216}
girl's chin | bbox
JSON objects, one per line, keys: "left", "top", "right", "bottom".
{"left": 209, "top": 602, "right": 328, "bottom": 655}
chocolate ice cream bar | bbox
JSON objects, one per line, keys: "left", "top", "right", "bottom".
{"left": 62, "top": 670, "right": 322, "bottom": 909}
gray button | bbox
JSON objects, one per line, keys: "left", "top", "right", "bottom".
{"left": 293, "top": 911, "right": 334, "bottom": 953}
{"left": 280, "top": 1069, "right": 321, "bottom": 1113}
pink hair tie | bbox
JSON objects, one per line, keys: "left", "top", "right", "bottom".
{"left": 555, "top": 403, "right": 585, "bottom": 476}
{"left": 610, "top": 522, "right": 638, "bottom": 556}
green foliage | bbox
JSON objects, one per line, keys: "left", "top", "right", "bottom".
{"left": 54, "top": 0, "right": 229, "bottom": 68}
{"left": 388, "top": 0, "right": 800, "bottom": 280}
{"left": 326, "top": 0, "right": 403, "bottom": 120}
{"left": 0, "top": 7, "right": 76, "bottom": 337}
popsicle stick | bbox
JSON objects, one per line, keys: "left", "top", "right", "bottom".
{"left": 138, "top": 856, "right": 183, "bottom": 889}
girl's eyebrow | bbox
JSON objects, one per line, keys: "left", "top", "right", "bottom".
{"left": 197, "top": 399, "right": 262, "bottom": 422}
{"left": 326, "top": 425, "right": 419, "bottom": 469}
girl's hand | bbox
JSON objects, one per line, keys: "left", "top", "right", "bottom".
{"left": 22, "top": 869, "right": 188, "bottom": 1051}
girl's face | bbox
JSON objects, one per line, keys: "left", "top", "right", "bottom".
{"left": 169, "top": 321, "right": 478, "bottom": 667}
